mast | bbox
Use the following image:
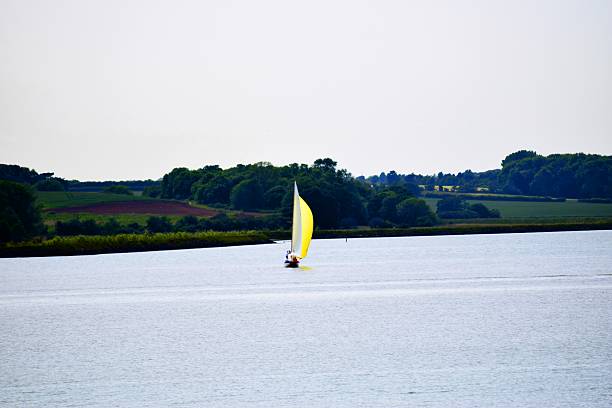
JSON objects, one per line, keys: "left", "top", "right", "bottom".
{"left": 291, "top": 182, "right": 302, "bottom": 256}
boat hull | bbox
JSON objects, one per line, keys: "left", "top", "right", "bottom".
{"left": 284, "top": 260, "right": 299, "bottom": 268}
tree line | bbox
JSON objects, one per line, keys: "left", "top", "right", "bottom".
{"left": 496, "top": 151, "right": 611, "bottom": 198}
{"left": 151, "top": 158, "right": 437, "bottom": 229}
{"left": 365, "top": 151, "right": 612, "bottom": 198}
{"left": 3, "top": 150, "right": 610, "bottom": 199}
{"left": 0, "top": 164, "right": 159, "bottom": 192}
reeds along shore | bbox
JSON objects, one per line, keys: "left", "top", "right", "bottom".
{"left": 0, "top": 231, "right": 272, "bottom": 258}
{"left": 1, "top": 221, "right": 611, "bottom": 258}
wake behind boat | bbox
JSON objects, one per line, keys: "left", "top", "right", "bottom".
{"left": 285, "top": 182, "right": 313, "bottom": 267}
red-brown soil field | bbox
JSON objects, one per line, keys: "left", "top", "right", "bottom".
{"left": 47, "top": 200, "right": 267, "bottom": 217}
{"left": 48, "top": 201, "right": 222, "bottom": 216}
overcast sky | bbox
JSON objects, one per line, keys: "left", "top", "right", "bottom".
{"left": 1, "top": 0, "right": 611, "bottom": 180}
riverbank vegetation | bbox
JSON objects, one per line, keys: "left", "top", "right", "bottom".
{"left": 3, "top": 220, "right": 611, "bottom": 258}
{"left": 2, "top": 150, "right": 612, "bottom": 251}
{"left": 0, "top": 231, "right": 272, "bottom": 257}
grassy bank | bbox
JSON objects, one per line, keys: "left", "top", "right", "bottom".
{"left": 0, "top": 231, "right": 272, "bottom": 258}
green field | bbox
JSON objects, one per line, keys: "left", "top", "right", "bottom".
{"left": 36, "top": 191, "right": 152, "bottom": 209}
{"left": 423, "top": 198, "right": 612, "bottom": 218}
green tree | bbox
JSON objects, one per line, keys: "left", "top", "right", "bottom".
{"left": 396, "top": 198, "right": 437, "bottom": 226}
{"left": 161, "top": 168, "right": 202, "bottom": 199}
{"left": 436, "top": 196, "right": 464, "bottom": 212}
{"left": 280, "top": 178, "right": 340, "bottom": 229}
{"left": 501, "top": 150, "right": 539, "bottom": 167}
{"left": 0, "top": 164, "right": 41, "bottom": 184}
{"left": 142, "top": 185, "right": 161, "bottom": 198}
{"left": 230, "top": 179, "right": 264, "bottom": 210}
{"left": 102, "top": 218, "right": 123, "bottom": 234}
{"left": 201, "top": 213, "right": 236, "bottom": 231}
{"left": 436, "top": 196, "right": 499, "bottom": 219}
{"left": 313, "top": 158, "right": 337, "bottom": 171}
{"left": 55, "top": 219, "right": 101, "bottom": 236}
{"left": 175, "top": 215, "right": 200, "bottom": 232}
{"left": 468, "top": 203, "right": 501, "bottom": 218}
{"left": 194, "top": 174, "right": 232, "bottom": 205}
{"left": 379, "top": 194, "right": 401, "bottom": 222}
{"left": 0, "top": 180, "right": 44, "bottom": 242}
{"left": 34, "top": 178, "right": 65, "bottom": 191}
{"left": 146, "top": 216, "right": 173, "bottom": 233}
{"left": 386, "top": 170, "right": 400, "bottom": 185}
{"left": 263, "top": 185, "right": 287, "bottom": 209}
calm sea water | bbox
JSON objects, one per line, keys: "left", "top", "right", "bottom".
{"left": 1, "top": 231, "right": 611, "bottom": 407}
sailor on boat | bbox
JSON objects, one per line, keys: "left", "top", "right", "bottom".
{"left": 284, "top": 251, "right": 300, "bottom": 268}
{"left": 284, "top": 250, "right": 295, "bottom": 264}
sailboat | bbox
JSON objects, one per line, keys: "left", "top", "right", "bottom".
{"left": 285, "top": 182, "right": 313, "bottom": 268}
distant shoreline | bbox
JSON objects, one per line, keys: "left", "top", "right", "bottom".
{"left": 309, "top": 221, "right": 612, "bottom": 240}
{"left": 2, "top": 220, "right": 611, "bottom": 258}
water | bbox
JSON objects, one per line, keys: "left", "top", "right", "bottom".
{"left": 1, "top": 230, "right": 611, "bottom": 407}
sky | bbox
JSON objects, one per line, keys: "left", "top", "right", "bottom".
{"left": 1, "top": 0, "right": 611, "bottom": 181}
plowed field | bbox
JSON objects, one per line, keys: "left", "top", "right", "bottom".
{"left": 49, "top": 201, "right": 221, "bottom": 216}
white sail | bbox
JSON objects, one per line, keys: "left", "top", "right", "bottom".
{"left": 291, "top": 182, "right": 302, "bottom": 255}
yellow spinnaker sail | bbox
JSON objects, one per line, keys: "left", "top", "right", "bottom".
{"left": 291, "top": 182, "right": 314, "bottom": 259}
{"left": 298, "top": 196, "right": 313, "bottom": 259}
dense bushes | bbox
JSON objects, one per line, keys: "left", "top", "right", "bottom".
{"left": 0, "top": 231, "right": 272, "bottom": 257}
{"left": 362, "top": 185, "right": 436, "bottom": 227}
{"left": 436, "top": 196, "right": 500, "bottom": 219}
{"left": 469, "top": 203, "right": 500, "bottom": 218}
{"left": 56, "top": 218, "right": 144, "bottom": 235}
{"left": 103, "top": 185, "right": 133, "bottom": 195}
{"left": 146, "top": 216, "right": 173, "bottom": 233}
{"left": 142, "top": 185, "right": 161, "bottom": 198}
{"left": 52, "top": 214, "right": 285, "bottom": 237}
{"left": 396, "top": 198, "right": 437, "bottom": 226}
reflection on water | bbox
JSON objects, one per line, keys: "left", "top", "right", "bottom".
{"left": 1, "top": 231, "right": 611, "bottom": 407}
